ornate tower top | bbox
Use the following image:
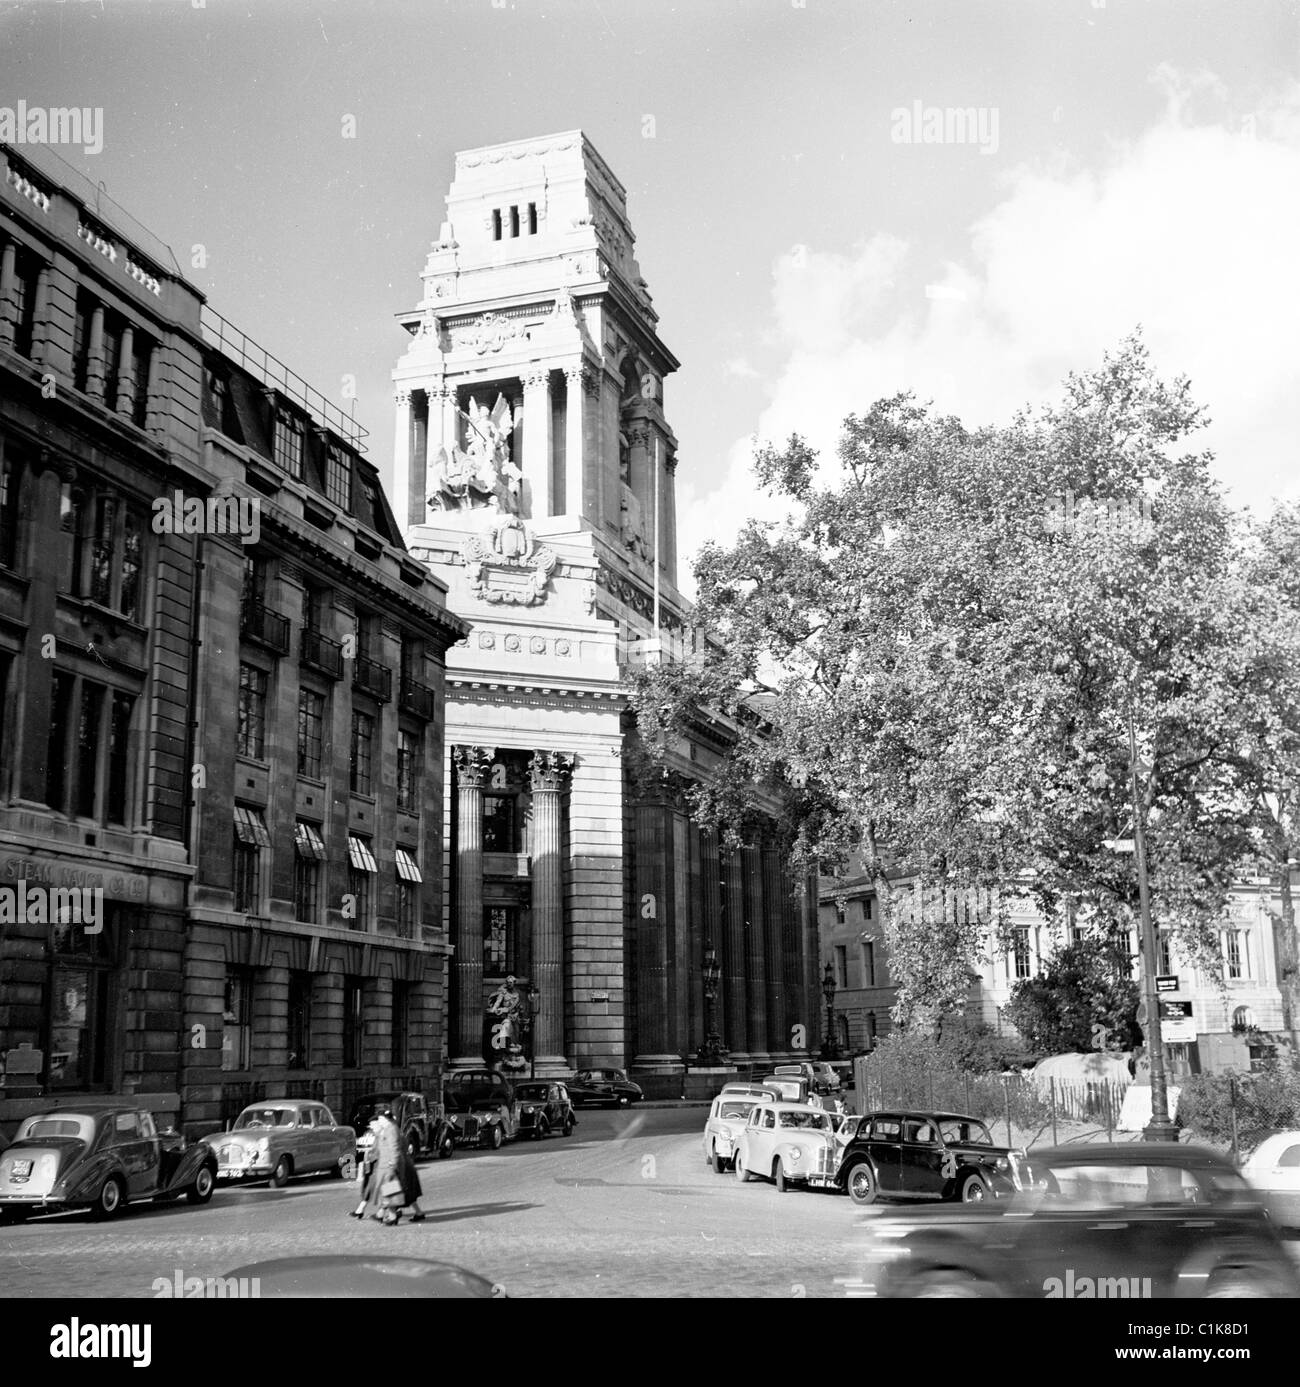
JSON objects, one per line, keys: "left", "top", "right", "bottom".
{"left": 393, "top": 132, "right": 681, "bottom": 592}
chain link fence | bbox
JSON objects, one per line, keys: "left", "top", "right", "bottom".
{"left": 1175, "top": 1062, "right": 1300, "bottom": 1161}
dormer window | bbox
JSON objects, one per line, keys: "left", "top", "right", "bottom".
{"left": 274, "top": 409, "right": 305, "bottom": 479}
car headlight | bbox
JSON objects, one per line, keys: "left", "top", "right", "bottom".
{"left": 994, "top": 1157, "right": 1008, "bottom": 1172}
{"left": 789, "top": 1146, "right": 802, "bottom": 1160}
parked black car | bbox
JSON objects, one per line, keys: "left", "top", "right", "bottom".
{"left": 566, "top": 1069, "right": 644, "bottom": 1109}
{"left": 854, "top": 1142, "right": 1300, "bottom": 1298}
{"left": 514, "top": 1081, "right": 577, "bottom": 1139}
{"left": 443, "top": 1070, "right": 519, "bottom": 1148}
{"left": 836, "top": 1111, "right": 1028, "bottom": 1206}
{"left": 348, "top": 1091, "right": 454, "bottom": 1162}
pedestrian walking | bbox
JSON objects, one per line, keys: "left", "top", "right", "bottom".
{"left": 397, "top": 1138, "right": 427, "bottom": 1222}
{"left": 361, "top": 1105, "right": 406, "bottom": 1226}
{"left": 350, "top": 1114, "right": 379, "bottom": 1219}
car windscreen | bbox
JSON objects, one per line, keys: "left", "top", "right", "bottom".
{"left": 235, "top": 1107, "right": 296, "bottom": 1128}
{"left": 719, "top": 1102, "right": 758, "bottom": 1120}
{"left": 515, "top": 1086, "right": 548, "bottom": 1101}
{"left": 778, "top": 1111, "right": 829, "bottom": 1130}
{"left": 1037, "top": 1161, "right": 1219, "bottom": 1210}
{"left": 939, "top": 1119, "right": 992, "bottom": 1145}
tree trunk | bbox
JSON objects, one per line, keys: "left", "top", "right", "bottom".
{"left": 1271, "top": 846, "right": 1298, "bottom": 1054}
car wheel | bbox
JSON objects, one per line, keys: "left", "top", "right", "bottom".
{"left": 562, "top": 1118, "right": 574, "bottom": 1137}
{"left": 270, "top": 1156, "right": 292, "bottom": 1188}
{"left": 959, "top": 1173, "right": 991, "bottom": 1204}
{"left": 535, "top": 1119, "right": 550, "bottom": 1141}
{"left": 908, "top": 1270, "right": 994, "bottom": 1298}
{"left": 774, "top": 1159, "right": 788, "bottom": 1194}
{"left": 185, "top": 1164, "right": 216, "bottom": 1205}
{"left": 438, "top": 1134, "right": 455, "bottom": 1160}
{"left": 405, "top": 1131, "right": 421, "bottom": 1161}
{"left": 92, "top": 1175, "right": 125, "bottom": 1220}
{"left": 489, "top": 1124, "right": 504, "bottom": 1150}
{"left": 337, "top": 1154, "right": 357, "bottom": 1181}
{"left": 735, "top": 1151, "right": 754, "bottom": 1183}
{"left": 845, "top": 1161, "right": 878, "bottom": 1206}
{"left": 1205, "top": 1267, "right": 1280, "bottom": 1297}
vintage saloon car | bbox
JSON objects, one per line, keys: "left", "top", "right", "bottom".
{"left": 514, "top": 1081, "right": 576, "bottom": 1139}
{"left": 443, "top": 1070, "right": 519, "bottom": 1149}
{"left": 0, "top": 1104, "right": 217, "bottom": 1220}
{"left": 565, "top": 1068, "right": 644, "bottom": 1108}
{"left": 733, "top": 1101, "right": 840, "bottom": 1192}
{"left": 349, "top": 1091, "right": 454, "bottom": 1162}
{"left": 703, "top": 1092, "right": 773, "bottom": 1173}
{"left": 213, "top": 1100, "right": 355, "bottom": 1187}
{"left": 854, "top": 1143, "right": 1300, "bottom": 1298}
{"left": 837, "top": 1111, "right": 1027, "bottom": 1206}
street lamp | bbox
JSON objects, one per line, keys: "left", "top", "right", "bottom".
{"left": 527, "top": 984, "right": 540, "bottom": 1080}
{"left": 696, "top": 940, "right": 726, "bottom": 1066}
{"left": 820, "top": 961, "right": 839, "bottom": 1060}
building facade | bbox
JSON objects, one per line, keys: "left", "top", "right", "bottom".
{"left": 0, "top": 143, "right": 205, "bottom": 1129}
{"left": 394, "top": 133, "right": 821, "bottom": 1091}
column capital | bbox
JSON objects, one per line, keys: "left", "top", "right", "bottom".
{"left": 523, "top": 366, "right": 551, "bottom": 393}
{"left": 529, "top": 749, "right": 574, "bottom": 793}
{"left": 428, "top": 380, "right": 453, "bottom": 402}
{"left": 394, "top": 386, "right": 413, "bottom": 408}
{"left": 453, "top": 744, "right": 496, "bottom": 787}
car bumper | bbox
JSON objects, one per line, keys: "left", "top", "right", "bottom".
{"left": 216, "top": 1165, "right": 272, "bottom": 1180}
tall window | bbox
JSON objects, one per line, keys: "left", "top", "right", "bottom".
{"left": 1157, "top": 930, "right": 1173, "bottom": 977}
{"left": 1013, "top": 929, "right": 1032, "bottom": 980}
{"left": 130, "top": 332, "right": 151, "bottom": 427}
{"left": 482, "top": 794, "right": 517, "bottom": 852}
{"left": 297, "top": 688, "right": 325, "bottom": 777}
{"left": 72, "top": 291, "right": 92, "bottom": 391}
{"left": 49, "top": 914, "right": 114, "bottom": 1090}
{"left": 0, "top": 448, "right": 24, "bottom": 568}
{"left": 232, "top": 807, "right": 269, "bottom": 913}
{"left": 11, "top": 247, "right": 40, "bottom": 359}
{"left": 1225, "top": 930, "right": 1250, "bottom": 980}
{"left": 391, "top": 983, "right": 410, "bottom": 1069}
{"left": 395, "top": 848, "right": 421, "bottom": 939}
{"left": 237, "top": 663, "right": 268, "bottom": 759}
{"left": 342, "top": 977, "right": 363, "bottom": 1068}
{"left": 58, "top": 481, "right": 144, "bottom": 618}
{"left": 273, "top": 410, "right": 305, "bottom": 479}
{"left": 241, "top": 553, "right": 268, "bottom": 613}
{"left": 483, "top": 905, "right": 518, "bottom": 975}
{"left": 221, "top": 968, "right": 253, "bottom": 1071}
{"left": 396, "top": 729, "right": 421, "bottom": 812}
{"left": 44, "top": 672, "right": 135, "bottom": 824}
{"left": 293, "top": 821, "right": 323, "bottom": 924}
{"left": 101, "top": 312, "right": 124, "bottom": 412}
{"left": 347, "top": 835, "right": 376, "bottom": 931}
{"left": 861, "top": 940, "right": 876, "bottom": 988}
{"left": 303, "top": 584, "right": 328, "bottom": 633}
{"left": 287, "top": 972, "right": 311, "bottom": 1070}
{"left": 350, "top": 710, "right": 374, "bottom": 794}
{"left": 862, "top": 896, "right": 874, "bottom": 921}
{"left": 834, "top": 945, "right": 848, "bottom": 989}
{"left": 326, "top": 445, "right": 352, "bottom": 509}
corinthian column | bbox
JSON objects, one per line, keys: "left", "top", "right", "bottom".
{"left": 393, "top": 388, "right": 414, "bottom": 528}
{"left": 452, "top": 745, "right": 493, "bottom": 1068}
{"left": 529, "top": 750, "right": 573, "bottom": 1073}
{"left": 563, "top": 364, "right": 589, "bottom": 519}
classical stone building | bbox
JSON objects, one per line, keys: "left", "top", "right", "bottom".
{"left": 393, "top": 133, "right": 821, "bottom": 1090}
{"left": 0, "top": 143, "right": 204, "bottom": 1128}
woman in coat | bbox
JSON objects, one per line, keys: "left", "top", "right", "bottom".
{"left": 361, "top": 1107, "right": 406, "bottom": 1225}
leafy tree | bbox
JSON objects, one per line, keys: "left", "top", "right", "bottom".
{"left": 630, "top": 334, "right": 1260, "bottom": 1029}
{"left": 1001, "top": 935, "right": 1141, "bottom": 1055}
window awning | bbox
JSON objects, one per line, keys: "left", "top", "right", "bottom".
{"left": 348, "top": 835, "right": 378, "bottom": 873}
{"left": 395, "top": 848, "right": 422, "bottom": 883}
{"left": 233, "top": 806, "right": 271, "bottom": 848}
{"left": 295, "top": 821, "right": 326, "bottom": 860}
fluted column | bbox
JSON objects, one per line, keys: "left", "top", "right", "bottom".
{"left": 722, "top": 846, "right": 749, "bottom": 1065}
{"left": 116, "top": 324, "right": 136, "bottom": 420}
{"left": 762, "top": 835, "right": 787, "bottom": 1058}
{"left": 452, "top": 745, "right": 493, "bottom": 1068}
{"left": 393, "top": 387, "right": 414, "bottom": 527}
{"left": 743, "top": 843, "right": 770, "bottom": 1066}
{"left": 85, "top": 304, "right": 106, "bottom": 398}
{"left": 529, "top": 749, "right": 572, "bottom": 1073}
{"left": 563, "top": 364, "right": 589, "bottom": 519}
{"left": 523, "top": 368, "right": 553, "bottom": 519}
{"left": 0, "top": 240, "right": 16, "bottom": 348}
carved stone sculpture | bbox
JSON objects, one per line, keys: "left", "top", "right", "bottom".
{"left": 428, "top": 394, "right": 522, "bottom": 514}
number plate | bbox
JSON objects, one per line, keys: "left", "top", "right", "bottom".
{"left": 11, "top": 1160, "right": 32, "bottom": 1180}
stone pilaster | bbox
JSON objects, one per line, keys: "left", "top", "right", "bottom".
{"left": 523, "top": 368, "right": 553, "bottom": 519}
{"left": 721, "top": 846, "right": 749, "bottom": 1065}
{"left": 393, "top": 387, "right": 414, "bottom": 527}
{"left": 563, "top": 364, "right": 589, "bottom": 518}
{"left": 762, "top": 837, "right": 786, "bottom": 1058}
{"left": 0, "top": 239, "right": 15, "bottom": 348}
{"left": 743, "top": 844, "right": 770, "bottom": 1067}
{"left": 411, "top": 391, "right": 428, "bottom": 524}
{"left": 529, "top": 749, "right": 573, "bottom": 1072}
{"left": 452, "top": 744, "right": 493, "bottom": 1068}
{"left": 632, "top": 797, "right": 682, "bottom": 1073}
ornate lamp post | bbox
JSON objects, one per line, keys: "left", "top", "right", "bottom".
{"left": 696, "top": 940, "right": 726, "bottom": 1066}
{"left": 527, "top": 984, "right": 540, "bottom": 1080}
{"left": 820, "top": 961, "right": 839, "bottom": 1060}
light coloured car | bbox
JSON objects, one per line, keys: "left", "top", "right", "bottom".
{"left": 733, "top": 1101, "right": 839, "bottom": 1193}
{"left": 212, "top": 1100, "right": 355, "bottom": 1187}
{"left": 718, "top": 1084, "right": 780, "bottom": 1102}
{"left": 1242, "top": 1130, "right": 1300, "bottom": 1230}
{"left": 703, "top": 1094, "right": 771, "bottom": 1173}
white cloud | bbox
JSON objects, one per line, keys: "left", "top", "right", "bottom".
{"left": 679, "top": 76, "right": 1300, "bottom": 590}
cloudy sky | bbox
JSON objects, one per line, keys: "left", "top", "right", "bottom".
{"left": 3, "top": 0, "right": 1297, "bottom": 589}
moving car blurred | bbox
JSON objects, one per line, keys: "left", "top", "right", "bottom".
{"left": 733, "top": 1100, "right": 839, "bottom": 1192}
{"left": 836, "top": 1111, "right": 1027, "bottom": 1206}
{"left": 514, "top": 1080, "right": 576, "bottom": 1139}
{"left": 220, "top": 1256, "right": 505, "bottom": 1297}
{"left": 213, "top": 1100, "right": 355, "bottom": 1187}
{"left": 349, "top": 1091, "right": 454, "bottom": 1162}
{"left": 854, "top": 1143, "right": 1300, "bottom": 1298}
{"left": 703, "top": 1092, "right": 770, "bottom": 1173}
{"left": 566, "top": 1068, "right": 643, "bottom": 1108}
{"left": 757, "top": 1074, "right": 813, "bottom": 1104}
{"left": 443, "top": 1069, "right": 519, "bottom": 1148}
{"left": 773, "top": 1062, "right": 840, "bottom": 1096}
{"left": 0, "top": 1104, "right": 216, "bottom": 1220}
{"left": 1242, "top": 1130, "right": 1300, "bottom": 1231}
